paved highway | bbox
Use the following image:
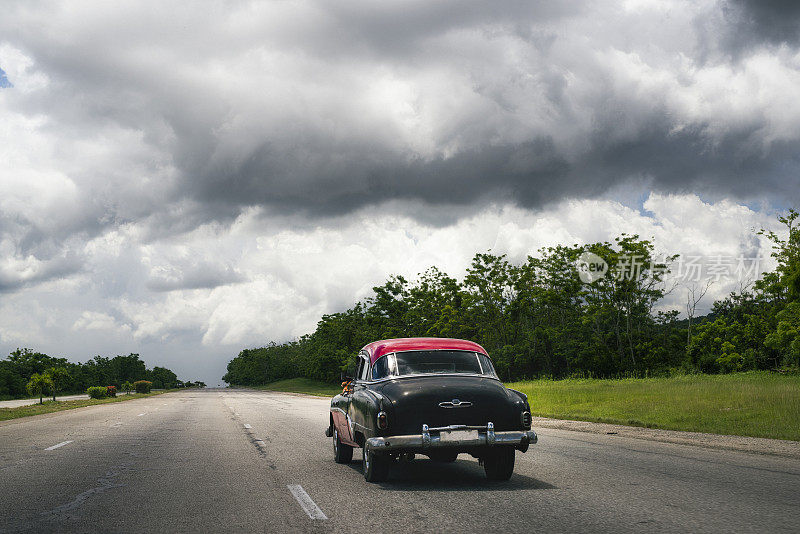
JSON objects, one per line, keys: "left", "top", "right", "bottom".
{"left": 1, "top": 389, "right": 798, "bottom": 533}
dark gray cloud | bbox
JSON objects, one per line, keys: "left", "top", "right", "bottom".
{"left": 0, "top": 255, "right": 81, "bottom": 293}
{"left": 1, "top": 0, "right": 799, "bottom": 291}
{"left": 146, "top": 262, "right": 244, "bottom": 293}
{"left": 194, "top": 122, "right": 800, "bottom": 219}
{"left": 726, "top": 0, "right": 800, "bottom": 47}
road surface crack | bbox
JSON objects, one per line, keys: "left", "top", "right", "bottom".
{"left": 42, "top": 465, "right": 129, "bottom": 517}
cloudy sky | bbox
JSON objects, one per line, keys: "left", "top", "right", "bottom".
{"left": 1, "top": 0, "right": 799, "bottom": 384}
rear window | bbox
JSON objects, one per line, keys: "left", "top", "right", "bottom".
{"left": 371, "top": 350, "right": 497, "bottom": 379}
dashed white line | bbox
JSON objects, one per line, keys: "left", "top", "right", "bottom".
{"left": 243, "top": 424, "right": 252, "bottom": 429}
{"left": 45, "top": 440, "right": 73, "bottom": 451}
{"left": 287, "top": 485, "right": 327, "bottom": 520}
{"left": 137, "top": 413, "right": 145, "bottom": 417}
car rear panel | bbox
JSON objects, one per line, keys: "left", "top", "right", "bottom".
{"left": 375, "top": 375, "right": 523, "bottom": 435}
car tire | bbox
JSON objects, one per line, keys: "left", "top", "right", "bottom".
{"left": 333, "top": 427, "right": 353, "bottom": 464}
{"left": 483, "top": 447, "right": 515, "bottom": 480}
{"left": 362, "top": 445, "right": 390, "bottom": 482}
{"left": 429, "top": 451, "right": 458, "bottom": 463}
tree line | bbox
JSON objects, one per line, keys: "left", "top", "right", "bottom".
{"left": 225, "top": 209, "right": 797, "bottom": 385}
{"left": 0, "top": 351, "right": 201, "bottom": 400}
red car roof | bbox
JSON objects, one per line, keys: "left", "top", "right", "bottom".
{"left": 362, "top": 337, "right": 488, "bottom": 365}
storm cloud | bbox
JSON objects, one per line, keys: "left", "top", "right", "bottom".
{"left": 1, "top": 0, "right": 799, "bottom": 382}
{"left": 3, "top": 1, "right": 799, "bottom": 227}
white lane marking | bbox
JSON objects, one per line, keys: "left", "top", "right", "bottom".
{"left": 243, "top": 424, "right": 252, "bottom": 429}
{"left": 45, "top": 440, "right": 73, "bottom": 451}
{"left": 137, "top": 413, "right": 145, "bottom": 417}
{"left": 287, "top": 485, "right": 327, "bottom": 520}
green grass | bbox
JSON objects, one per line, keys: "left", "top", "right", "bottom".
{"left": 508, "top": 371, "right": 800, "bottom": 441}
{"left": 0, "top": 390, "right": 174, "bottom": 421}
{"left": 250, "top": 378, "right": 344, "bottom": 397}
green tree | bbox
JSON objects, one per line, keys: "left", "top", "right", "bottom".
{"left": 121, "top": 380, "right": 134, "bottom": 395}
{"left": 764, "top": 302, "right": 800, "bottom": 368}
{"left": 26, "top": 373, "right": 53, "bottom": 404}
{"left": 757, "top": 209, "right": 800, "bottom": 302}
{"left": 44, "top": 367, "right": 71, "bottom": 401}
{"left": 150, "top": 366, "right": 178, "bottom": 389}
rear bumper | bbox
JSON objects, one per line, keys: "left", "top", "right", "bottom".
{"left": 365, "top": 423, "right": 537, "bottom": 453}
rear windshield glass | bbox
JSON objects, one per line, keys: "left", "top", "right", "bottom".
{"left": 371, "top": 350, "right": 497, "bottom": 379}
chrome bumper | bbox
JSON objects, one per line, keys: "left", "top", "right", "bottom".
{"left": 365, "top": 422, "right": 537, "bottom": 452}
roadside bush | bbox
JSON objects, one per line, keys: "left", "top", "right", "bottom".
{"left": 87, "top": 386, "right": 107, "bottom": 399}
{"left": 106, "top": 385, "right": 117, "bottom": 397}
{"left": 133, "top": 380, "right": 152, "bottom": 393}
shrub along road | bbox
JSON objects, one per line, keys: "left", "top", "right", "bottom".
{"left": 0, "top": 389, "right": 798, "bottom": 533}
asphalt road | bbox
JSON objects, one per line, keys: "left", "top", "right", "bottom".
{"left": 1, "top": 389, "right": 798, "bottom": 533}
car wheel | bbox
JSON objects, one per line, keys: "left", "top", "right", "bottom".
{"left": 429, "top": 451, "right": 458, "bottom": 463}
{"left": 483, "top": 447, "right": 515, "bottom": 480}
{"left": 333, "top": 427, "right": 353, "bottom": 464}
{"left": 362, "top": 445, "right": 390, "bottom": 482}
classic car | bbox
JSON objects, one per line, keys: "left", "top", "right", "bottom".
{"left": 325, "top": 337, "right": 537, "bottom": 482}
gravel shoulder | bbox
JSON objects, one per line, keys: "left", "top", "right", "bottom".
{"left": 532, "top": 416, "right": 800, "bottom": 459}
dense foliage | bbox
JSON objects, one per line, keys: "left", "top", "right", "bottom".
{"left": 87, "top": 386, "right": 108, "bottom": 399}
{"left": 0, "top": 352, "right": 187, "bottom": 400}
{"left": 134, "top": 380, "right": 152, "bottom": 393}
{"left": 225, "top": 211, "right": 800, "bottom": 385}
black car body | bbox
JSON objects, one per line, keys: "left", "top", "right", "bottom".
{"left": 326, "top": 337, "right": 537, "bottom": 482}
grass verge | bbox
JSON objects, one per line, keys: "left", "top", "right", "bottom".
{"left": 250, "top": 378, "right": 343, "bottom": 397}
{"left": 508, "top": 371, "right": 800, "bottom": 441}
{"left": 254, "top": 372, "right": 800, "bottom": 441}
{"left": 0, "top": 390, "right": 175, "bottom": 422}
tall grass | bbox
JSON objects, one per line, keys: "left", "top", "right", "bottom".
{"left": 507, "top": 371, "right": 800, "bottom": 441}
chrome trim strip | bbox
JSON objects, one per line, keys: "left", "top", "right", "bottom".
{"left": 438, "top": 399, "right": 473, "bottom": 408}
{"left": 366, "top": 428, "right": 538, "bottom": 452}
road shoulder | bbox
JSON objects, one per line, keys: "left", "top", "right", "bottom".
{"left": 533, "top": 416, "right": 800, "bottom": 459}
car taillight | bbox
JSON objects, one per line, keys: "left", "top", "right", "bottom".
{"left": 521, "top": 411, "right": 532, "bottom": 429}
{"left": 377, "top": 411, "right": 388, "bottom": 430}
